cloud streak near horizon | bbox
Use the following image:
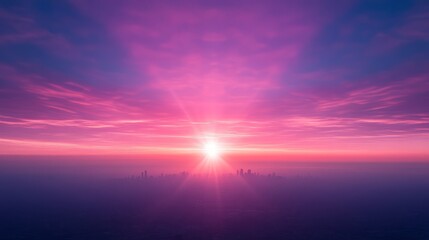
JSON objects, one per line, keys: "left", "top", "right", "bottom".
{"left": 0, "top": 0, "right": 429, "bottom": 159}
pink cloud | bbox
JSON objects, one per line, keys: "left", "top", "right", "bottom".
{"left": 1, "top": 0, "right": 429, "bottom": 159}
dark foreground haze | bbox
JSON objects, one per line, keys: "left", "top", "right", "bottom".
{"left": 1, "top": 157, "right": 429, "bottom": 240}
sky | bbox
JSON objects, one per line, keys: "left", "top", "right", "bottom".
{"left": 0, "top": 0, "right": 428, "bottom": 160}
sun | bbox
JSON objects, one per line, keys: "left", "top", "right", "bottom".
{"left": 203, "top": 139, "right": 221, "bottom": 161}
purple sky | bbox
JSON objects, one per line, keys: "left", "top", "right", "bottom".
{"left": 0, "top": 0, "right": 428, "bottom": 160}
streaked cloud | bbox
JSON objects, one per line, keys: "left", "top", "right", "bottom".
{"left": 0, "top": 0, "right": 428, "bottom": 159}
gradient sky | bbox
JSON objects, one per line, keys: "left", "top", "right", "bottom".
{"left": 0, "top": 0, "right": 428, "bottom": 160}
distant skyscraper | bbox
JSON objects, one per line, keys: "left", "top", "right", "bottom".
{"left": 240, "top": 168, "right": 244, "bottom": 176}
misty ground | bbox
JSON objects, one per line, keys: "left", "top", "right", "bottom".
{"left": 1, "top": 160, "right": 429, "bottom": 240}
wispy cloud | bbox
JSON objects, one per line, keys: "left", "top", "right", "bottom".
{"left": 0, "top": 0, "right": 428, "bottom": 158}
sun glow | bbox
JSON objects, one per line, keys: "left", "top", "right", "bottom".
{"left": 203, "top": 139, "right": 222, "bottom": 161}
